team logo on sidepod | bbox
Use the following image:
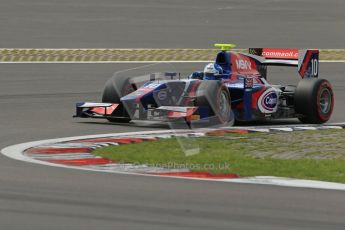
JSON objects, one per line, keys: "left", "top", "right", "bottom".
{"left": 258, "top": 90, "right": 278, "bottom": 113}
{"left": 157, "top": 90, "right": 168, "bottom": 100}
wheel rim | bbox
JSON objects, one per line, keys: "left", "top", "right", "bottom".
{"left": 219, "top": 91, "right": 230, "bottom": 121}
{"left": 319, "top": 88, "right": 332, "bottom": 114}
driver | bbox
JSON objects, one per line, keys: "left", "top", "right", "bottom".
{"left": 203, "top": 63, "right": 223, "bottom": 80}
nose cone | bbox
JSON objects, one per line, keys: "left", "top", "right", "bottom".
{"left": 121, "top": 90, "right": 145, "bottom": 103}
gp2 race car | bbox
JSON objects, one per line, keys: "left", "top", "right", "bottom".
{"left": 74, "top": 44, "right": 334, "bottom": 126}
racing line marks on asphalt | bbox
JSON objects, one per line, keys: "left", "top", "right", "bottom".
{"left": 2, "top": 123, "right": 345, "bottom": 190}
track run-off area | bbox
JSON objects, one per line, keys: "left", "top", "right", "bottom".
{"left": 3, "top": 124, "right": 345, "bottom": 191}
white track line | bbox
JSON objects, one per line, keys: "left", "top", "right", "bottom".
{"left": 222, "top": 177, "right": 345, "bottom": 190}
{"left": 320, "top": 60, "right": 345, "bottom": 63}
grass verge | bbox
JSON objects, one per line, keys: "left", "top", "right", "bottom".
{"left": 94, "top": 129, "right": 345, "bottom": 183}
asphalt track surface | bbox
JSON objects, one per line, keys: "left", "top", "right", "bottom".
{"left": 1, "top": 0, "right": 345, "bottom": 229}
{"left": 1, "top": 0, "right": 345, "bottom": 48}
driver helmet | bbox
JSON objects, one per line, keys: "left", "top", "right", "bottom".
{"left": 203, "top": 63, "right": 223, "bottom": 79}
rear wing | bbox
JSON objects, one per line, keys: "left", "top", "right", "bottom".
{"left": 248, "top": 48, "right": 319, "bottom": 78}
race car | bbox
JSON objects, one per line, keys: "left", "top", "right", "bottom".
{"left": 74, "top": 44, "right": 334, "bottom": 125}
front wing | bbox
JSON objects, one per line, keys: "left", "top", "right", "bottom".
{"left": 74, "top": 102, "right": 199, "bottom": 121}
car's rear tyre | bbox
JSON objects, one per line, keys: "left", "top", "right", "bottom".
{"left": 102, "top": 76, "right": 135, "bottom": 123}
{"left": 195, "top": 81, "right": 232, "bottom": 125}
{"left": 294, "top": 78, "right": 334, "bottom": 124}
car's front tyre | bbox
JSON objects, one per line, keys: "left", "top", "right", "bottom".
{"left": 102, "top": 76, "right": 135, "bottom": 123}
{"left": 195, "top": 81, "right": 232, "bottom": 125}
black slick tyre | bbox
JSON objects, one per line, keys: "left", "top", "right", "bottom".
{"left": 102, "top": 76, "right": 135, "bottom": 123}
{"left": 294, "top": 78, "right": 334, "bottom": 124}
{"left": 194, "top": 81, "right": 232, "bottom": 125}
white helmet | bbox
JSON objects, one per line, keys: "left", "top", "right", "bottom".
{"left": 203, "top": 63, "right": 223, "bottom": 75}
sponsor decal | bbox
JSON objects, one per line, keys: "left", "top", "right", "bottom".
{"left": 157, "top": 90, "right": 168, "bottom": 100}
{"left": 261, "top": 48, "right": 299, "bottom": 59}
{"left": 258, "top": 89, "right": 278, "bottom": 113}
{"left": 245, "top": 78, "right": 254, "bottom": 89}
{"left": 262, "top": 92, "right": 278, "bottom": 111}
{"left": 235, "top": 59, "right": 252, "bottom": 70}
{"left": 226, "top": 82, "right": 243, "bottom": 88}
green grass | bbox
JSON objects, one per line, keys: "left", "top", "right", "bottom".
{"left": 94, "top": 129, "right": 345, "bottom": 183}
